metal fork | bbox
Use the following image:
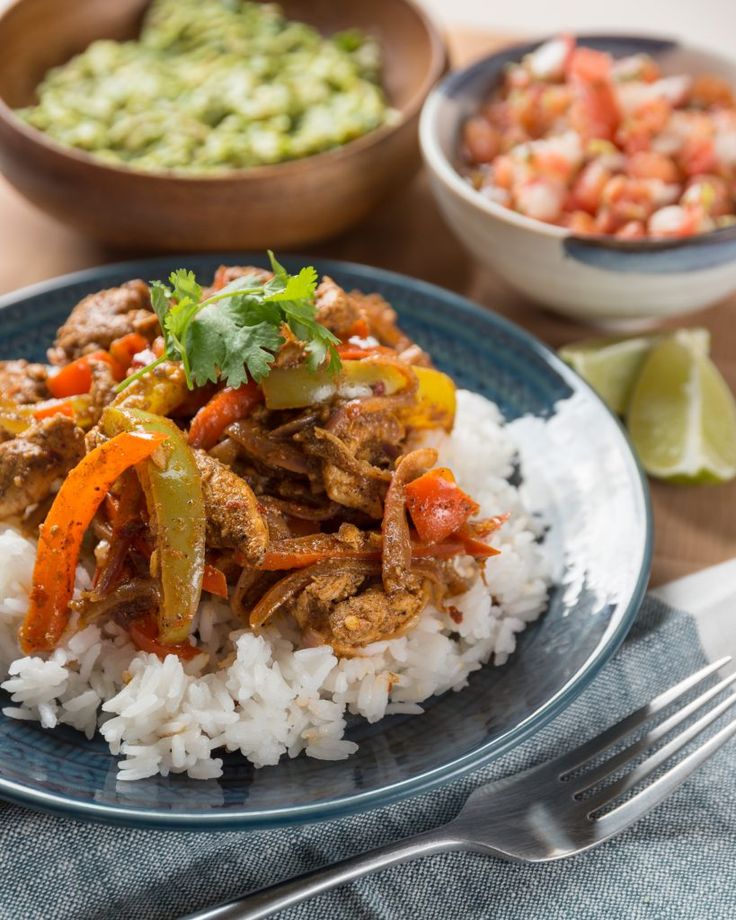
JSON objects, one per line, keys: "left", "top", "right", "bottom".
{"left": 183, "top": 658, "right": 736, "bottom": 920}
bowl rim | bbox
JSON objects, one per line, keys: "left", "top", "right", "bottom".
{"left": 0, "top": 0, "right": 447, "bottom": 183}
{"left": 0, "top": 253, "right": 653, "bottom": 830}
{"left": 420, "top": 32, "right": 736, "bottom": 253}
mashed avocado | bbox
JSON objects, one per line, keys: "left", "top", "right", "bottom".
{"left": 18, "top": 0, "right": 395, "bottom": 172}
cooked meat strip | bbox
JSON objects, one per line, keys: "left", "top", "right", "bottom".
{"left": 382, "top": 448, "right": 437, "bottom": 593}
{"left": 71, "top": 577, "right": 159, "bottom": 629}
{"left": 249, "top": 559, "right": 379, "bottom": 628}
{"left": 48, "top": 280, "right": 157, "bottom": 365}
{"left": 193, "top": 449, "right": 269, "bottom": 564}
{"left": 314, "top": 277, "right": 362, "bottom": 337}
{"left": 289, "top": 563, "right": 430, "bottom": 655}
{"left": 0, "top": 415, "right": 85, "bottom": 517}
{"left": 297, "top": 427, "right": 389, "bottom": 519}
{"left": 208, "top": 265, "right": 273, "bottom": 295}
{"left": 292, "top": 570, "right": 368, "bottom": 627}
{"left": 326, "top": 406, "right": 405, "bottom": 469}
{"left": 208, "top": 436, "right": 241, "bottom": 468}
{"left": 259, "top": 495, "right": 341, "bottom": 521}
{"left": 88, "top": 357, "right": 118, "bottom": 423}
{"left": 226, "top": 418, "right": 313, "bottom": 476}
{"left": 0, "top": 360, "right": 49, "bottom": 404}
{"left": 323, "top": 580, "right": 430, "bottom": 655}
{"left": 231, "top": 568, "right": 284, "bottom": 622}
{"left": 268, "top": 412, "right": 320, "bottom": 439}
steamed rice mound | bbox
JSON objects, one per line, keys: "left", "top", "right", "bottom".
{"left": 0, "top": 391, "right": 549, "bottom": 781}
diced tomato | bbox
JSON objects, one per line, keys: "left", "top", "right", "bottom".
{"left": 405, "top": 468, "right": 480, "bottom": 544}
{"left": 689, "top": 73, "right": 734, "bottom": 108}
{"left": 616, "top": 220, "right": 647, "bottom": 239}
{"left": 571, "top": 161, "right": 612, "bottom": 214}
{"left": 678, "top": 136, "right": 717, "bottom": 177}
{"left": 463, "top": 116, "right": 501, "bottom": 163}
{"left": 129, "top": 614, "right": 201, "bottom": 661}
{"left": 567, "top": 46, "right": 612, "bottom": 84}
{"left": 568, "top": 48, "right": 620, "bottom": 142}
{"left": 626, "top": 151, "right": 680, "bottom": 183}
{"left": 563, "top": 210, "right": 599, "bottom": 234}
{"left": 47, "top": 351, "right": 123, "bottom": 398}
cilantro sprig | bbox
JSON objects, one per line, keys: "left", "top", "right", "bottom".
{"left": 117, "top": 252, "right": 341, "bottom": 392}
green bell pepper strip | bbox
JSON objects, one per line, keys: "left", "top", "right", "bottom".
{"left": 261, "top": 359, "right": 412, "bottom": 410}
{"left": 102, "top": 406, "right": 206, "bottom": 645}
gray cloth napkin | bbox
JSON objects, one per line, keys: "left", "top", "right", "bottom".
{"left": 2, "top": 596, "right": 735, "bottom": 920}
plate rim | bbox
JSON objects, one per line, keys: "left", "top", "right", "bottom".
{"left": 0, "top": 253, "right": 653, "bottom": 830}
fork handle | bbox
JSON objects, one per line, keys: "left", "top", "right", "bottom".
{"left": 180, "top": 830, "right": 465, "bottom": 920}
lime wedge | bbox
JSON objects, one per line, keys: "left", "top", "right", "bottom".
{"left": 627, "top": 337, "right": 736, "bottom": 484}
{"left": 559, "top": 329, "right": 710, "bottom": 415}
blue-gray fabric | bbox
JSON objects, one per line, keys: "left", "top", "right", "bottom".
{"left": 2, "top": 597, "right": 735, "bottom": 920}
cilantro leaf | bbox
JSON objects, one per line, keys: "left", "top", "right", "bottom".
{"left": 168, "top": 269, "right": 202, "bottom": 305}
{"left": 117, "top": 253, "right": 342, "bottom": 393}
{"left": 187, "top": 300, "right": 283, "bottom": 387}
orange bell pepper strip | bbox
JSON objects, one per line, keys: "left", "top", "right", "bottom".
{"left": 129, "top": 614, "right": 201, "bottom": 661}
{"left": 188, "top": 380, "right": 263, "bottom": 450}
{"left": 202, "top": 564, "right": 228, "bottom": 598}
{"left": 32, "top": 398, "right": 76, "bottom": 421}
{"left": 47, "top": 351, "right": 124, "bottom": 398}
{"left": 404, "top": 468, "right": 480, "bottom": 544}
{"left": 18, "top": 430, "right": 168, "bottom": 655}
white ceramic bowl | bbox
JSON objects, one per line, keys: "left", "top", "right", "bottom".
{"left": 420, "top": 35, "right": 736, "bottom": 328}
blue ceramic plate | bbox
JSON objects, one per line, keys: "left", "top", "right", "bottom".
{"left": 0, "top": 255, "right": 651, "bottom": 829}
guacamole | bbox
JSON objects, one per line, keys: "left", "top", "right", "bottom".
{"left": 18, "top": 0, "right": 395, "bottom": 172}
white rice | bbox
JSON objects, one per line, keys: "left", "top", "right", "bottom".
{"left": 0, "top": 390, "right": 550, "bottom": 781}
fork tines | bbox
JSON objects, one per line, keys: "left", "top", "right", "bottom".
{"left": 557, "top": 657, "right": 736, "bottom": 833}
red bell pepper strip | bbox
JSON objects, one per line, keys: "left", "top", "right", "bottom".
{"left": 47, "top": 351, "right": 124, "bottom": 398}
{"left": 404, "top": 468, "right": 480, "bottom": 544}
{"left": 254, "top": 526, "right": 503, "bottom": 572}
{"left": 18, "top": 430, "right": 168, "bottom": 655}
{"left": 188, "top": 381, "right": 263, "bottom": 450}
{"left": 202, "top": 564, "right": 228, "bottom": 598}
{"left": 129, "top": 614, "right": 201, "bottom": 661}
{"left": 336, "top": 343, "right": 397, "bottom": 361}
{"left": 109, "top": 333, "right": 149, "bottom": 373}
{"left": 343, "top": 317, "right": 370, "bottom": 339}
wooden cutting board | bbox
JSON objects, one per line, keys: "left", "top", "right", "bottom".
{"left": 0, "top": 26, "right": 734, "bottom": 586}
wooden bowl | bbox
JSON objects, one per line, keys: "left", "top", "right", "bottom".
{"left": 0, "top": 0, "right": 445, "bottom": 251}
